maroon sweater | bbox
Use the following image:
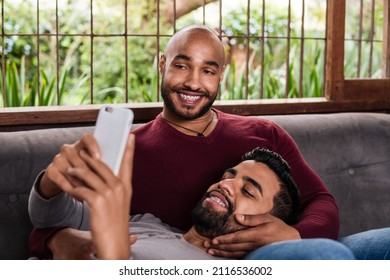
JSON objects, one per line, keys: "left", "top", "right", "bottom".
{"left": 29, "top": 109, "right": 339, "bottom": 258}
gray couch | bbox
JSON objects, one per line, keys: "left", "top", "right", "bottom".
{"left": 1, "top": 112, "right": 389, "bottom": 260}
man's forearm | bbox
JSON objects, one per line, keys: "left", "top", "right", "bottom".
{"left": 28, "top": 171, "right": 92, "bottom": 259}
{"left": 293, "top": 197, "right": 340, "bottom": 239}
{"left": 28, "top": 171, "right": 90, "bottom": 229}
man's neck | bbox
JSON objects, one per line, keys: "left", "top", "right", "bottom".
{"left": 183, "top": 227, "right": 212, "bottom": 252}
{"left": 161, "top": 108, "right": 217, "bottom": 137}
{"left": 162, "top": 107, "right": 213, "bottom": 123}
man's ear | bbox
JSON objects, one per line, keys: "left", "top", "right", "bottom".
{"left": 159, "top": 54, "right": 166, "bottom": 75}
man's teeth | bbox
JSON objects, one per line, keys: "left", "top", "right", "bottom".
{"left": 179, "top": 93, "right": 201, "bottom": 102}
{"left": 210, "top": 196, "right": 226, "bottom": 208}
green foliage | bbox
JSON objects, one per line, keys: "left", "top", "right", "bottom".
{"left": 219, "top": 2, "right": 328, "bottom": 99}
{"left": 343, "top": 0, "right": 384, "bottom": 78}
{"left": 0, "top": 56, "right": 88, "bottom": 107}
{"left": 0, "top": 0, "right": 385, "bottom": 107}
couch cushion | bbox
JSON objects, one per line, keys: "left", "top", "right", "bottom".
{"left": 0, "top": 126, "right": 93, "bottom": 259}
{"left": 264, "top": 113, "right": 390, "bottom": 237}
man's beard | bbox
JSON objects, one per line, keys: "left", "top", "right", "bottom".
{"left": 191, "top": 191, "right": 248, "bottom": 239}
{"left": 160, "top": 80, "right": 217, "bottom": 120}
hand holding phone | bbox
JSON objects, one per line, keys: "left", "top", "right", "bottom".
{"left": 93, "top": 106, "right": 134, "bottom": 175}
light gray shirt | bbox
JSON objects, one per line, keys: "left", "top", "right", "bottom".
{"left": 130, "top": 213, "right": 224, "bottom": 260}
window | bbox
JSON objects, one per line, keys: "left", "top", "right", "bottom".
{"left": 0, "top": 0, "right": 389, "bottom": 130}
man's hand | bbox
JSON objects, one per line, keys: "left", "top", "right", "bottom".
{"left": 39, "top": 133, "right": 101, "bottom": 198}
{"left": 66, "top": 134, "right": 135, "bottom": 259}
{"left": 204, "top": 213, "right": 301, "bottom": 258}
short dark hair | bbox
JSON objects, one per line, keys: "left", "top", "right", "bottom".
{"left": 242, "top": 148, "right": 300, "bottom": 225}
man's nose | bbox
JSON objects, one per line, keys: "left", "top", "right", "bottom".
{"left": 218, "top": 180, "right": 235, "bottom": 198}
{"left": 183, "top": 70, "right": 201, "bottom": 91}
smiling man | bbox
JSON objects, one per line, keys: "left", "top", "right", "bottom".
{"left": 67, "top": 147, "right": 301, "bottom": 259}
{"left": 190, "top": 151, "right": 300, "bottom": 242}
{"left": 159, "top": 25, "right": 225, "bottom": 123}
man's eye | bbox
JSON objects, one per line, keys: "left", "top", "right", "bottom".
{"left": 243, "top": 188, "right": 255, "bottom": 198}
{"left": 203, "top": 69, "right": 215, "bottom": 75}
{"left": 175, "top": 64, "right": 187, "bottom": 70}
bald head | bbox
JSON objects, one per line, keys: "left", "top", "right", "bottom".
{"left": 158, "top": 25, "right": 226, "bottom": 120}
{"left": 165, "top": 25, "right": 226, "bottom": 67}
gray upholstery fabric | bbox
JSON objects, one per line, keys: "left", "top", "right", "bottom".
{"left": 0, "top": 127, "right": 93, "bottom": 260}
{"left": 264, "top": 113, "right": 390, "bottom": 237}
{"left": 0, "top": 112, "right": 389, "bottom": 259}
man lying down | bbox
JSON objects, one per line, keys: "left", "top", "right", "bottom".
{"left": 29, "top": 137, "right": 300, "bottom": 260}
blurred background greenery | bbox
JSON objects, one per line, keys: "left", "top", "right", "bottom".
{"left": 0, "top": 0, "right": 384, "bottom": 107}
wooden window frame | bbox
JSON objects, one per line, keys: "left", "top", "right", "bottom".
{"left": 0, "top": 0, "right": 389, "bottom": 132}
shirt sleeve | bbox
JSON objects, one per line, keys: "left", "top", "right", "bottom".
{"left": 28, "top": 171, "right": 91, "bottom": 258}
{"left": 28, "top": 171, "right": 90, "bottom": 229}
{"left": 271, "top": 124, "right": 340, "bottom": 239}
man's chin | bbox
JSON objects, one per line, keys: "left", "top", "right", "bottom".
{"left": 194, "top": 222, "right": 248, "bottom": 239}
{"left": 192, "top": 210, "right": 243, "bottom": 238}
{"left": 164, "top": 98, "right": 200, "bottom": 120}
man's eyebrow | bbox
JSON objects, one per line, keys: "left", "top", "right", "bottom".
{"left": 244, "top": 176, "right": 263, "bottom": 196}
{"left": 173, "top": 54, "right": 221, "bottom": 69}
{"left": 174, "top": 54, "right": 191, "bottom": 61}
{"left": 224, "top": 168, "right": 237, "bottom": 176}
{"left": 204, "top": 60, "right": 220, "bottom": 69}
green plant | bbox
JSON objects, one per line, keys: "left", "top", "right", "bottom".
{"left": 219, "top": 1, "right": 329, "bottom": 100}
{"left": 220, "top": 37, "right": 325, "bottom": 100}
{"left": 1, "top": 0, "right": 384, "bottom": 107}
{"left": 0, "top": 56, "right": 89, "bottom": 107}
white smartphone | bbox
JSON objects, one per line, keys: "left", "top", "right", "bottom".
{"left": 93, "top": 106, "right": 134, "bottom": 175}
